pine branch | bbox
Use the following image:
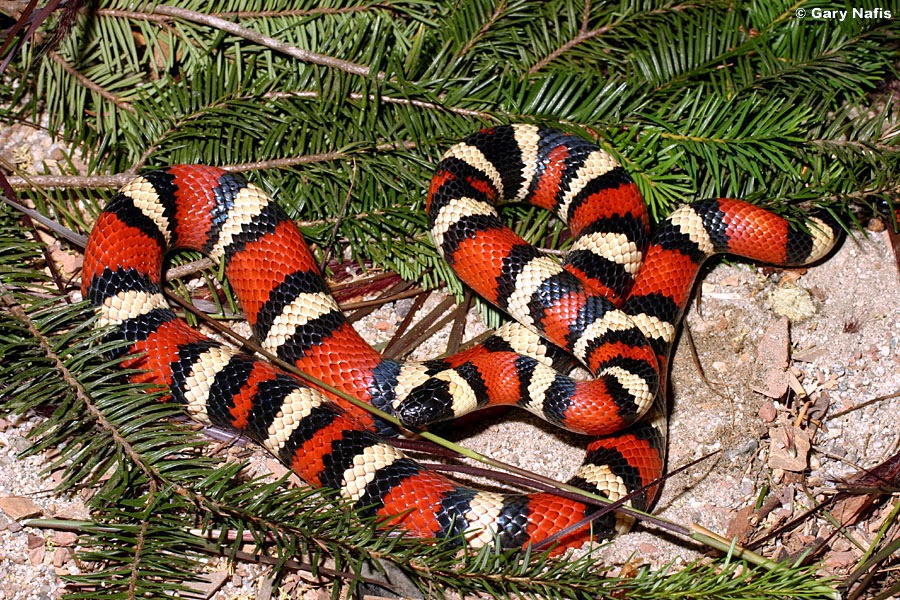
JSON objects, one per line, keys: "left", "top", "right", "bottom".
{"left": 527, "top": 2, "right": 697, "bottom": 75}
{"left": 46, "top": 49, "right": 135, "bottom": 112}
{"left": 150, "top": 4, "right": 382, "bottom": 79}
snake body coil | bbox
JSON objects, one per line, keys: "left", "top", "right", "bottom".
{"left": 82, "top": 125, "right": 837, "bottom": 550}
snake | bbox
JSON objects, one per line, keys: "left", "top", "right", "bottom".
{"left": 81, "top": 124, "right": 838, "bottom": 551}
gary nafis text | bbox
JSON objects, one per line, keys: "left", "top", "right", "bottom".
{"left": 798, "top": 7, "right": 892, "bottom": 20}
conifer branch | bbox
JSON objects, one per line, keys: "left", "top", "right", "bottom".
{"left": 266, "top": 90, "right": 496, "bottom": 119}
{"left": 528, "top": 20, "right": 614, "bottom": 75}
{"left": 46, "top": 49, "right": 135, "bottom": 112}
{"left": 5, "top": 141, "right": 420, "bottom": 188}
{"left": 527, "top": 3, "right": 694, "bottom": 75}
{"left": 5, "top": 173, "right": 135, "bottom": 190}
{"left": 456, "top": 0, "right": 507, "bottom": 59}
{"left": 207, "top": 6, "right": 381, "bottom": 19}
{"left": 150, "top": 4, "right": 383, "bottom": 80}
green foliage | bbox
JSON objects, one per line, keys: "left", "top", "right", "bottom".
{"left": 7, "top": 0, "right": 897, "bottom": 273}
{"left": 1, "top": 0, "right": 898, "bottom": 597}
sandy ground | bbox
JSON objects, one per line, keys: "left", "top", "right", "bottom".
{"left": 1, "top": 222, "right": 898, "bottom": 598}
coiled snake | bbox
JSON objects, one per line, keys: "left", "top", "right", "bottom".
{"left": 82, "top": 125, "right": 837, "bottom": 550}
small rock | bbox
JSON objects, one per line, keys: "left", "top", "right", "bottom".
{"left": 767, "top": 425, "right": 811, "bottom": 472}
{"left": 181, "top": 570, "right": 229, "bottom": 600}
{"left": 831, "top": 537, "right": 853, "bottom": 552}
{"left": 758, "top": 401, "right": 777, "bottom": 422}
{"left": 11, "top": 435, "right": 32, "bottom": 453}
{"left": 725, "top": 505, "right": 757, "bottom": 543}
{"left": 0, "top": 496, "right": 43, "bottom": 520}
{"left": 265, "top": 458, "right": 290, "bottom": 480}
{"left": 768, "top": 284, "right": 817, "bottom": 322}
{"left": 715, "top": 315, "right": 729, "bottom": 332}
{"left": 638, "top": 542, "right": 659, "bottom": 554}
{"left": 832, "top": 494, "right": 871, "bottom": 525}
{"left": 866, "top": 217, "right": 887, "bottom": 232}
{"left": 792, "top": 346, "right": 827, "bottom": 363}
{"left": 52, "top": 547, "right": 72, "bottom": 567}
{"left": 27, "top": 533, "right": 45, "bottom": 549}
{"left": 53, "top": 531, "right": 78, "bottom": 547}
{"left": 823, "top": 550, "right": 858, "bottom": 570}
{"left": 725, "top": 438, "right": 759, "bottom": 460}
{"left": 750, "top": 317, "right": 791, "bottom": 398}
{"left": 771, "top": 467, "right": 785, "bottom": 484}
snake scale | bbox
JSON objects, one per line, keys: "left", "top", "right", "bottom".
{"left": 82, "top": 124, "right": 838, "bottom": 550}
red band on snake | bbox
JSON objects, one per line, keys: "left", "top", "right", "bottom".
{"left": 81, "top": 125, "right": 837, "bottom": 551}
